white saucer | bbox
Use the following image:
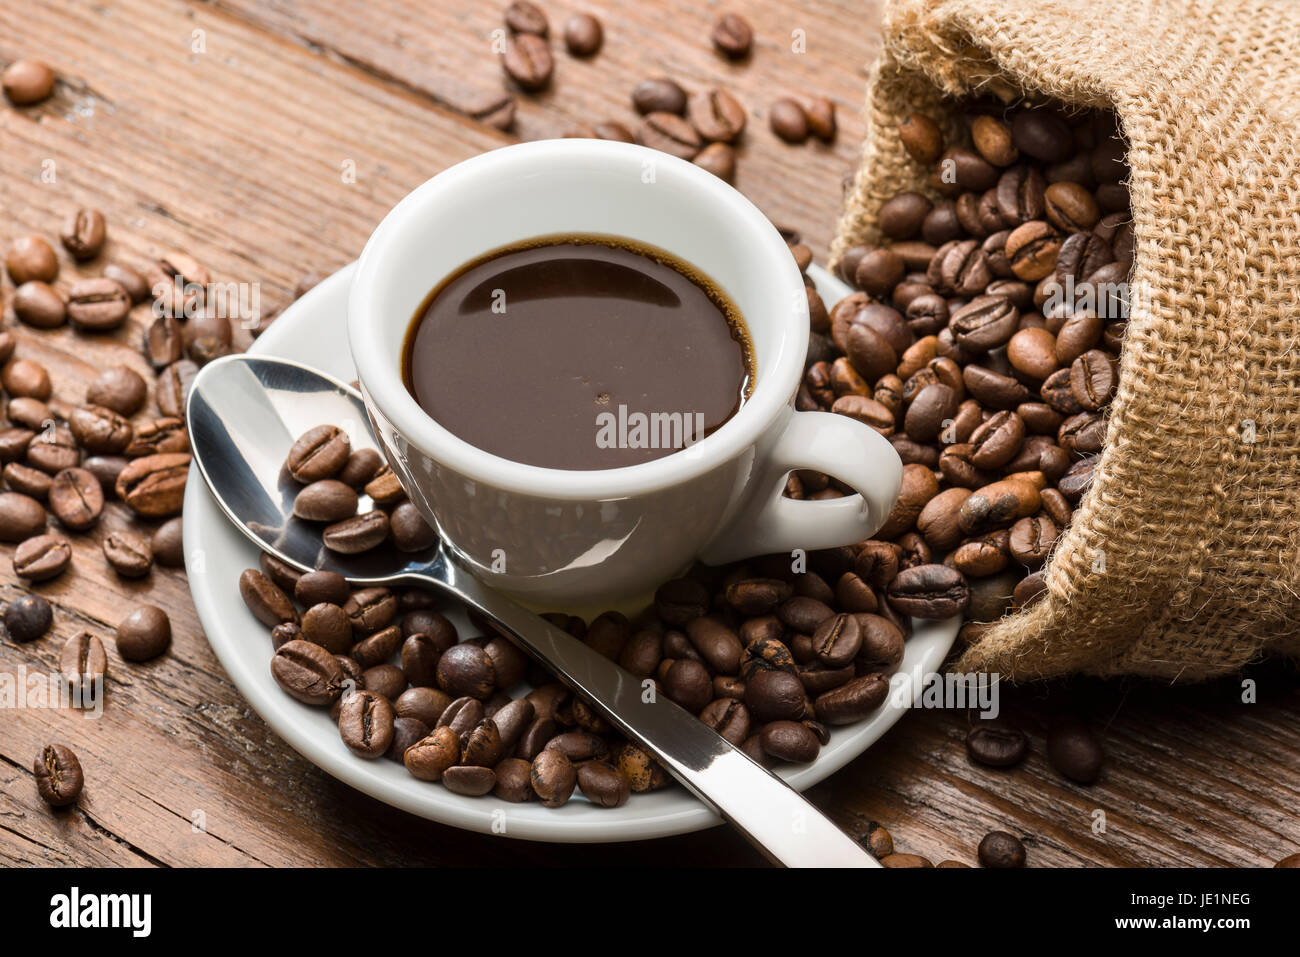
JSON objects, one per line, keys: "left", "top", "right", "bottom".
{"left": 182, "top": 262, "right": 959, "bottom": 843}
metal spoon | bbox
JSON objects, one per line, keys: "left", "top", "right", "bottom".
{"left": 186, "top": 353, "right": 878, "bottom": 867}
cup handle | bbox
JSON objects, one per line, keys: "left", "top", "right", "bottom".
{"left": 699, "top": 410, "right": 902, "bottom": 566}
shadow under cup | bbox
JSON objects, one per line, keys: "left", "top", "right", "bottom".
{"left": 349, "top": 140, "right": 809, "bottom": 612}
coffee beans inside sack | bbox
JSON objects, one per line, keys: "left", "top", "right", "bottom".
{"left": 830, "top": 0, "right": 1300, "bottom": 680}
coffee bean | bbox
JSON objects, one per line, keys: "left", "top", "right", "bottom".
{"left": 48, "top": 468, "right": 104, "bottom": 531}
{"left": 812, "top": 613, "right": 862, "bottom": 667}
{"left": 969, "top": 410, "right": 1027, "bottom": 471}
{"left": 744, "top": 668, "right": 806, "bottom": 722}
{"left": 67, "top": 277, "right": 131, "bottom": 331}
{"left": 931, "top": 239, "right": 992, "bottom": 297}
{"left": 124, "top": 417, "right": 188, "bottom": 458}
{"left": 336, "top": 448, "right": 384, "bottom": 488}
{"left": 86, "top": 366, "right": 147, "bottom": 416}
{"left": 503, "top": 34, "right": 553, "bottom": 91}
{"left": 688, "top": 87, "right": 746, "bottom": 143}
{"left": 693, "top": 142, "right": 736, "bottom": 181}
{"left": 684, "top": 615, "right": 743, "bottom": 673}
{"left": 637, "top": 111, "right": 702, "bottom": 159}
{"left": 1005, "top": 220, "right": 1061, "bottom": 281}
{"left": 4, "top": 462, "right": 51, "bottom": 500}
{"left": 1046, "top": 717, "right": 1104, "bottom": 783}
{"left": 323, "top": 509, "right": 389, "bottom": 554}
{"left": 293, "top": 479, "right": 358, "bottom": 522}
{"left": 152, "top": 517, "right": 185, "bottom": 567}
{"left": 978, "top": 830, "right": 1026, "bottom": 868}
{"left": 436, "top": 643, "right": 496, "bottom": 700}
{"left": 390, "top": 501, "right": 436, "bottom": 552}
{"left": 343, "top": 587, "right": 396, "bottom": 635}
{"left": 34, "top": 744, "right": 83, "bottom": 807}
{"left": 879, "top": 192, "right": 933, "bottom": 240}
{"left": 103, "top": 263, "right": 149, "bottom": 303}
{"left": 769, "top": 98, "right": 809, "bottom": 143}
{"left": 971, "top": 115, "right": 1018, "bottom": 166}
{"left": 69, "top": 405, "right": 133, "bottom": 454}
{"left": 806, "top": 97, "right": 836, "bottom": 143}
{"left": 115, "top": 453, "right": 189, "bottom": 517}
{"left": 711, "top": 12, "right": 752, "bottom": 58}
{"left": 959, "top": 478, "right": 1041, "bottom": 534}
{"left": 60, "top": 208, "right": 107, "bottom": 260}
{"left": 338, "top": 690, "right": 395, "bottom": 758}
{"left": 362, "top": 467, "right": 404, "bottom": 505}
{"left": 287, "top": 425, "right": 350, "bottom": 482}
{"left": 293, "top": 569, "right": 348, "bottom": 607}
{"left": 156, "top": 360, "right": 198, "bottom": 417}
{"left": 4, "top": 593, "right": 52, "bottom": 643}
{"left": 1011, "top": 110, "right": 1072, "bottom": 162}
{"left": 760, "top": 720, "right": 819, "bottom": 763}
{"left": 887, "top": 563, "right": 970, "bottom": 618}
{"left": 3, "top": 59, "right": 56, "bottom": 105}
{"left": 14, "top": 533, "right": 72, "bottom": 581}
{"left": 116, "top": 604, "right": 172, "bottom": 661}
{"left": 966, "top": 722, "right": 1029, "bottom": 767}
{"left": 814, "top": 672, "right": 889, "bottom": 724}
{"left": 504, "top": 0, "right": 548, "bottom": 34}
{"left": 2, "top": 358, "right": 52, "bottom": 399}
{"left": 530, "top": 748, "right": 577, "bottom": 806}
{"left": 12, "top": 281, "right": 65, "bottom": 328}
{"left": 183, "top": 312, "right": 233, "bottom": 364}
{"left": 855, "top": 614, "right": 904, "bottom": 672}
{"left": 1008, "top": 514, "right": 1058, "bottom": 567}
{"left": 406, "top": 726, "right": 463, "bottom": 782}
{"left": 0, "top": 492, "right": 47, "bottom": 542}
{"left": 631, "top": 77, "right": 687, "bottom": 115}
{"left": 386, "top": 717, "right": 429, "bottom": 762}
{"left": 899, "top": 112, "right": 943, "bottom": 164}
{"left": 146, "top": 316, "right": 184, "bottom": 368}
{"left": 60, "top": 631, "right": 107, "bottom": 693}
{"left": 563, "top": 12, "right": 602, "bottom": 55}
{"left": 490, "top": 757, "right": 533, "bottom": 801}
{"left": 297, "top": 603, "right": 350, "bottom": 655}
{"left": 394, "top": 686, "right": 452, "bottom": 728}
{"left": 352, "top": 624, "right": 402, "bottom": 668}
{"left": 26, "top": 426, "right": 79, "bottom": 475}
{"left": 1070, "top": 349, "right": 1117, "bottom": 410}
{"left": 101, "top": 529, "right": 152, "bottom": 578}
{"left": 271, "top": 639, "right": 345, "bottom": 705}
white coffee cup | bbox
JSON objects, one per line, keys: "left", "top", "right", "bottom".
{"left": 349, "top": 140, "right": 901, "bottom": 612}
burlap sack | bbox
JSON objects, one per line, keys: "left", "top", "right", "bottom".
{"left": 831, "top": 0, "right": 1300, "bottom": 681}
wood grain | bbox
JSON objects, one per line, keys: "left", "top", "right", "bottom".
{"left": 0, "top": 0, "right": 1297, "bottom": 868}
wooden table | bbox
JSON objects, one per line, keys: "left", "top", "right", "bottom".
{"left": 2, "top": 0, "right": 1296, "bottom": 868}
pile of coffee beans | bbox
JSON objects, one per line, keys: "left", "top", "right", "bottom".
{"left": 802, "top": 101, "right": 1133, "bottom": 657}
{"left": 489, "top": 4, "right": 833, "bottom": 184}
{"left": 253, "top": 424, "right": 916, "bottom": 806}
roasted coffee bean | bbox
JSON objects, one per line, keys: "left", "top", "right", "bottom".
{"left": 531, "top": 748, "right": 577, "bottom": 807}
{"left": 102, "top": 529, "right": 153, "bottom": 578}
{"left": 293, "top": 569, "right": 349, "bottom": 608}
{"left": 899, "top": 112, "right": 943, "bottom": 163}
{"left": 4, "top": 462, "right": 52, "bottom": 500}
{"left": 692, "top": 142, "right": 736, "bottom": 181}
{"left": 575, "top": 760, "right": 629, "bottom": 807}
{"left": 104, "top": 263, "right": 149, "bottom": 303}
{"left": 739, "top": 635, "right": 796, "bottom": 681}
{"left": 145, "top": 316, "right": 184, "bottom": 368}
{"left": 34, "top": 744, "right": 84, "bottom": 807}
{"left": 436, "top": 643, "right": 496, "bottom": 700}
{"left": 854, "top": 614, "right": 904, "bottom": 672}
{"left": 679, "top": 616, "right": 739, "bottom": 674}
{"left": 969, "top": 410, "right": 1026, "bottom": 470}
{"left": 995, "top": 165, "right": 1046, "bottom": 225}
{"left": 660, "top": 658, "right": 711, "bottom": 713}
{"left": 338, "top": 690, "right": 395, "bottom": 758}
{"left": 287, "top": 425, "right": 350, "bottom": 482}
{"left": 258, "top": 552, "right": 301, "bottom": 593}
{"left": 1012, "top": 570, "right": 1048, "bottom": 610}
{"left": 152, "top": 517, "right": 185, "bottom": 567}
{"left": 1009, "top": 514, "right": 1058, "bottom": 566}
{"left": 726, "top": 577, "right": 794, "bottom": 617}
{"left": 502, "top": 34, "right": 553, "bottom": 90}
{"left": 124, "top": 418, "right": 187, "bottom": 457}
{"left": 493, "top": 757, "right": 534, "bottom": 801}
{"left": 978, "top": 831, "right": 1027, "bottom": 868}
{"left": 931, "top": 239, "right": 992, "bottom": 297}
{"left": 389, "top": 501, "right": 436, "bottom": 552}
{"left": 744, "top": 668, "right": 806, "bottom": 722}
{"left": 776, "top": 596, "right": 835, "bottom": 633}
{"left": 26, "top": 429, "right": 79, "bottom": 475}
{"left": 1058, "top": 411, "right": 1106, "bottom": 456}
{"left": 360, "top": 663, "right": 406, "bottom": 700}
{"left": 48, "top": 468, "right": 104, "bottom": 531}
{"left": 966, "top": 722, "right": 1029, "bottom": 767}
{"left": 699, "top": 697, "right": 751, "bottom": 745}
{"left": 853, "top": 248, "right": 904, "bottom": 297}
{"left": 13, "top": 533, "right": 71, "bottom": 580}
{"left": 711, "top": 11, "right": 752, "bottom": 57}
{"left": 0, "top": 491, "right": 47, "bottom": 542}
{"left": 770, "top": 98, "right": 810, "bottom": 143}
{"left": 879, "top": 192, "right": 932, "bottom": 240}
{"left": 1070, "top": 349, "right": 1117, "bottom": 410}
{"left": 116, "top": 604, "right": 172, "bottom": 661}
{"left": 183, "top": 312, "right": 233, "bottom": 364}
{"left": 1006, "top": 326, "right": 1059, "bottom": 381}
{"left": 886, "top": 563, "right": 970, "bottom": 618}
{"left": 1011, "top": 109, "right": 1072, "bottom": 162}
{"left": 815, "top": 673, "right": 889, "bottom": 725}
{"left": 6, "top": 397, "right": 49, "bottom": 431}
{"left": 1044, "top": 181, "right": 1099, "bottom": 232}
{"left": 67, "top": 277, "right": 131, "bottom": 331}
{"left": 1040, "top": 366, "right": 1084, "bottom": 414}
{"left": 845, "top": 323, "right": 898, "bottom": 386}
{"left": 811, "top": 613, "right": 862, "bottom": 667}
{"left": 342, "top": 587, "right": 396, "bottom": 636}
{"left": 1005, "top": 220, "right": 1061, "bottom": 281}
{"left": 86, "top": 366, "right": 148, "bottom": 416}
{"left": 292, "top": 479, "right": 358, "bottom": 522}
{"left": 563, "top": 12, "right": 602, "bottom": 55}
{"left": 386, "top": 717, "right": 429, "bottom": 762}
{"left": 904, "top": 383, "right": 958, "bottom": 442}
{"left": 239, "top": 568, "right": 299, "bottom": 627}
{"left": 351, "top": 624, "right": 402, "bottom": 669}
{"left": 1057, "top": 455, "right": 1097, "bottom": 502}
{"left": 688, "top": 87, "right": 746, "bottom": 143}
{"left": 404, "top": 726, "right": 460, "bottom": 781}
{"left": 68, "top": 405, "right": 133, "bottom": 454}
{"left": 403, "top": 608, "right": 457, "bottom": 645}
{"left": 4, "top": 593, "right": 52, "bottom": 643}
{"left": 60, "top": 208, "right": 107, "bottom": 260}
{"left": 2, "top": 358, "right": 52, "bottom": 399}
{"left": 1046, "top": 717, "right": 1104, "bottom": 783}
{"left": 504, "top": 0, "right": 548, "bottom": 34}
{"left": 323, "top": 510, "right": 389, "bottom": 554}
{"left": 362, "top": 467, "right": 404, "bottom": 505}
{"left": 544, "top": 730, "right": 608, "bottom": 763}
{"left": 60, "top": 631, "right": 107, "bottom": 691}
{"left": 959, "top": 478, "right": 1041, "bottom": 534}
{"left": 970, "top": 115, "right": 1018, "bottom": 166}
{"left": 950, "top": 533, "right": 1009, "bottom": 578}
{"left": 637, "top": 112, "right": 701, "bottom": 159}
{"left": 394, "top": 686, "right": 453, "bottom": 727}
{"left": 12, "top": 281, "right": 66, "bottom": 328}
{"left": 155, "top": 360, "right": 198, "bottom": 418}
{"left": 631, "top": 77, "right": 687, "bottom": 115}
{"left": 440, "top": 696, "right": 487, "bottom": 739}
{"left": 5, "top": 236, "right": 59, "bottom": 284}
{"left": 654, "top": 578, "right": 712, "bottom": 626}
{"left": 1054, "top": 310, "right": 1104, "bottom": 365}
{"left": 270, "top": 622, "right": 301, "bottom": 649}
{"left": 760, "top": 720, "right": 820, "bottom": 763}
{"left": 835, "top": 572, "right": 878, "bottom": 614}
{"left": 806, "top": 96, "right": 837, "bottom": 142}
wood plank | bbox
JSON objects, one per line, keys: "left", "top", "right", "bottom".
{"left": 0, "top": 0, "right": 1297, "bottom": 868}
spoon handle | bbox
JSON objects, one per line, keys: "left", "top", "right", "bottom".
{"left": 406, "top": 561, "right": 879, "bottom": 868}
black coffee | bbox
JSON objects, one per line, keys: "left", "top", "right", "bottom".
{"left": 403, "top": 234, "right": 752, "bottom": 469}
